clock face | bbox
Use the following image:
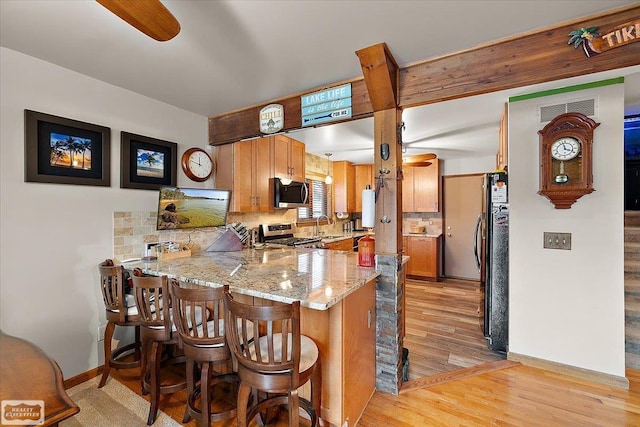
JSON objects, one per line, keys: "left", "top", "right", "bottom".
{"left": 551, "top": 137, "right": 580, "bottom": 161}
{"left": 182, "top": 148, "right": 213, "bottom": 181}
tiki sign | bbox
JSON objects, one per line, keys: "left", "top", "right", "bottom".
{"left": 569, "top": 20, "right": 640, "bottom": 57}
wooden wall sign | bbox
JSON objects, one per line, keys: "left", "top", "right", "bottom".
{"left": 301, "top": 83, "right": 352, "bottom": 127}
{"left": 259, "top": 103, "right": 284, "bottom": 134}
{"left": 569, "top": 20, "right": 640, "bottom": 57}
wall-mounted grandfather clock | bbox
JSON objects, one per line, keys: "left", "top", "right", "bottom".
{"left": 538, "top": 112, "right": 600, "bottom": 209}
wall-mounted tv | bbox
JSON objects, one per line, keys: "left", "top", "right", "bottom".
{"left": 157, "top": 187, "right": 230, "bottom": 230}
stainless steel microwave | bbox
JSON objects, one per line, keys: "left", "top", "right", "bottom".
{"left": 271, "top": 178, "right": 309, "bottom": 209}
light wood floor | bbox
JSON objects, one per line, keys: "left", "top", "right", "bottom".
{"left": 403, "top": 277, "right": 504, "bottom": 380}
{"left": 107, "top": 277, "right": 640, "bottom": 425}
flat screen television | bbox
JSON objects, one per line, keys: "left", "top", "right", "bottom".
{"left": 156, "top": 187, "right": 231, "bottom": 230}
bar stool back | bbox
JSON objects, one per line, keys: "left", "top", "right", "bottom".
{"left": 170, "top": 281, "right": 239, "bottom": 426}
{"left": 97, "top": 260, "right": 141, "bottom": 388}
{"left": 131, "top": 273, "right": 187, "bottom": 425}
{"left": 223, "top": 286, "right": 321, "bottom": 427}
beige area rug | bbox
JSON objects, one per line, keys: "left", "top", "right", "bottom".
{"left": 60, "top": 377, "right": 181, "bottom": 427}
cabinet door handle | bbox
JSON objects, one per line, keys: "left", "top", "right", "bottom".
{"left": 368, "top": 309, "right": 373, "bottom": 328}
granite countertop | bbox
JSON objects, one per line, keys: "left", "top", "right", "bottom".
{"left": 127, "top": 247, "right": 379, "bottom": 311}
{"left": 402, "top": 232, "right": 443, "bottom": 238}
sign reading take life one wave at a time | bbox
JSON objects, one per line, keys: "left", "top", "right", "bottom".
{"left": 301, "top": 83, "right": 352, "bottom": 127}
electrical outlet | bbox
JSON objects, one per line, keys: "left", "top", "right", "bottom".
{"left": 543, "top": 232, "right": 571, "bottom": 250}
{"left": 98, "top": 325, "right": 106, "bottom": 342}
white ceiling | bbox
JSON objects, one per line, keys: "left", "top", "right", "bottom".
{"left": 1, "top": 0, "right": 638, "bottom": 164}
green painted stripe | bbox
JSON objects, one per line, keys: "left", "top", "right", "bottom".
{"left": 509, "top": 77, "right": 625, "bottom": 102}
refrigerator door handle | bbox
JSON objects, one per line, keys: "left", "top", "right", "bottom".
{"left": 473, "top": 214, "right": 482, "bottom": 272}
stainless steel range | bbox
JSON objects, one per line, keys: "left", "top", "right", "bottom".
{"left": 258, "top": 223, "right": 323, "bottom": 248}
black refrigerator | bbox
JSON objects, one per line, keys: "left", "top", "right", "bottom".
{"left": 474, "top": 172, "right": 509, "bottom": 352}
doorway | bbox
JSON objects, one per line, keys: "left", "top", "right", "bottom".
{"left": 442, "top": 174, "right": 483, "bottom": 280}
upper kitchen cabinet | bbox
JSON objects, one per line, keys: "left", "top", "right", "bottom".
{"left": 216, "top": 139, "right": 274, "bottom": 212}
{"left": 333, "top": 161, "right": 356, "bottom": 213}
{"left": 273, "top": 135, "right": 306, "bottom": 183}
{"left": 354, "top": 164, "right": 374, "bottom": 212}
{"left": 402, "top": 159, "right": 441, "bottom": 213}
{"left": 496, "top": 103, "right": 508, "bottom": 171}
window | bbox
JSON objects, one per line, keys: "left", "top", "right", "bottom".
{"left": 298, "top": 179, "right": 330, "bottom": 221}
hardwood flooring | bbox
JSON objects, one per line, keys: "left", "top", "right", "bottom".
{"left": 403, "top": 277, "right": 504, "bottom": 380}
{"left": 105, "top": 277, "right": 640, "bottom": 426}
{"left": 360, "top": 365, "right": 640, "bottom": 426}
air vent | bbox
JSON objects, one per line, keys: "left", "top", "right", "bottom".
{"left": 540, "top": 98, "right": 596, "bottom": 122}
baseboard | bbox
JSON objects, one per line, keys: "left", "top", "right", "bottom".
{"left": 508, "top": 352, "right": 630, "bottom": 390}
{"left": 64, "top": 366, "right": 102, "bottom": 390}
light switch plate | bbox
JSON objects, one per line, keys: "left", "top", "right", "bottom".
{"left": 543, "top": 232, "right": 571, "bottom": 250}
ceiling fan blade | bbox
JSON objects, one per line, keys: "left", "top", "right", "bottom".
{"left": 96, "top": 0, "right": 180, "bottom": 42}
{"left": 403, "top": 153, "right": 437, "bottom": 165}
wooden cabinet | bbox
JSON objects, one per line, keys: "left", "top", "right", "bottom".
{"left": 273, "top": 134, "right": 306, "bottom": 182}
{"left": 323, "top": 238, "right": 353, "bottom": 251}
{"left": 301, "top": 279, "right": 376, "bottom": 427}
{"left": 333, "top": 161, "right": 356, "bottom": 213}
{"left": 355, "top": 164, "right": 374, "bottom": 212}
{"left": 402, "top": 159, "right": 441, "bottom": 212}
{"left": 496, "top": 103, "right": 508, "bottom": 170}
{"left": 405, "top": 235, "right": 441, "bottom": 281}
{"left": 215, "top": 139, "right": 273, "bottom": 212}
{"left": 216, "top": 135, "right": 306, "bottom": 212}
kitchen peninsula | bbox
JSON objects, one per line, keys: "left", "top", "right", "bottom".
{"left": 129, "top": 247, "right": 379, "bottom": 426}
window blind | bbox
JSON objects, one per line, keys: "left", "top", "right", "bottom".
{"left": 298, "top": 179, "right": 330, "bottom": 221}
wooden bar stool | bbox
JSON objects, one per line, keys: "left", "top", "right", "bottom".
{"left": 170, "top": 280, "right": 239, "bottom": 426}
{"left": 97, "top": 260, "right": 141, "bottom": 388}
{"left": 223, "top": 286, "right": 321, "bottom": 427}
{"left": 131, "top": 273, "right": 188, "bottom": 425}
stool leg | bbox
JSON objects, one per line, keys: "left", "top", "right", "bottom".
{"left": 288, "top": 389, "right": 300, "bottom": 427}
{"left": 311, "top": 361, "right": 322, "bottom": 425}
{"left": 237, "top": 382, "right": 252, "bottom": 427}
{"left": 98, "top": 322, "right": 116, "bottom": 388}
{"left": 134, "top": 325, "right": 141, "bottom": 361}
{"left": 140, "top": 334, "right": 150, "bottom": 395}
{"left": 182, "top": 358, "right": 195, "bottom": 423}
{"left": 146, "top": 341, "right": 162, "bottom": 426}
{"left": 201, "top": 362, "right": 211, "bottom": 427}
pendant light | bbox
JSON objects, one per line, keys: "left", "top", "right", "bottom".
{"left": 324, "top": 153, "right": 333, "bottom": 184}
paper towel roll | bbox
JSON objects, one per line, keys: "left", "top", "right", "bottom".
{"left": 362, "top": 189, "right": 375, "bottom": 228}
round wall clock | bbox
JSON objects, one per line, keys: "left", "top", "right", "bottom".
{"left": 538, "top": 112, "right": 600, "bottom": 209}
{"left": 181, "top": 148, "right": 213, "bottom": 182}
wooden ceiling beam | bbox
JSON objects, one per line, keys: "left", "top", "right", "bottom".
{"left": 356, "top": 43, "right": 399, "bottom": 111}
{"left": 209, "top": 4, "right": 640, "bottom": 146}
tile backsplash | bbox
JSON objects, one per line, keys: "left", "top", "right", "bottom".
{"left": 113, "top": 211, "right": 226, "bottom": 262}
{"left": 402, "top": 212, "right": 443, "bottom": 235}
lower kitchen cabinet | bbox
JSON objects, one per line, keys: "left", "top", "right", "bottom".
{"left": 323, "top": 238, "right": 353, "bottom": 251}
{"left": 301, "top": 279, "right": 376, "bottom": 426}
{"left": 404, "top": 235, "right": 441, "bottom": 281}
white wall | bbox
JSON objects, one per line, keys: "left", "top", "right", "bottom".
{"left": 508, "top": 83, "right": 625, "bottom": 377}
{"left": 0, "top": 48, "right": 209, "bottom": 378}
{"left": 441, "top": 155, "right": 496, "bottom": 176}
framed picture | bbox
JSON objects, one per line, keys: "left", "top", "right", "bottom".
{"left": 24, "top": 109, "right": 111, "bottom": 186}
{"left": 120, "top": 131, "right": 177, "bottom": 190}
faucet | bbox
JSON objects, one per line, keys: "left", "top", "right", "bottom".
{"left": 316, "top": 215, "right": 331, "bottom": 237}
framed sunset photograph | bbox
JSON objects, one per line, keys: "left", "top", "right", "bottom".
{"left": 24, "top": 109, "right": 111, "bottom": 186}
{"left": 120, "top": 131, "right": 177, "bottom": 190}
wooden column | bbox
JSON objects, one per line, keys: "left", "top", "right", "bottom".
{"left": 357, "top": 43, "right": 405, "bottom": 395}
